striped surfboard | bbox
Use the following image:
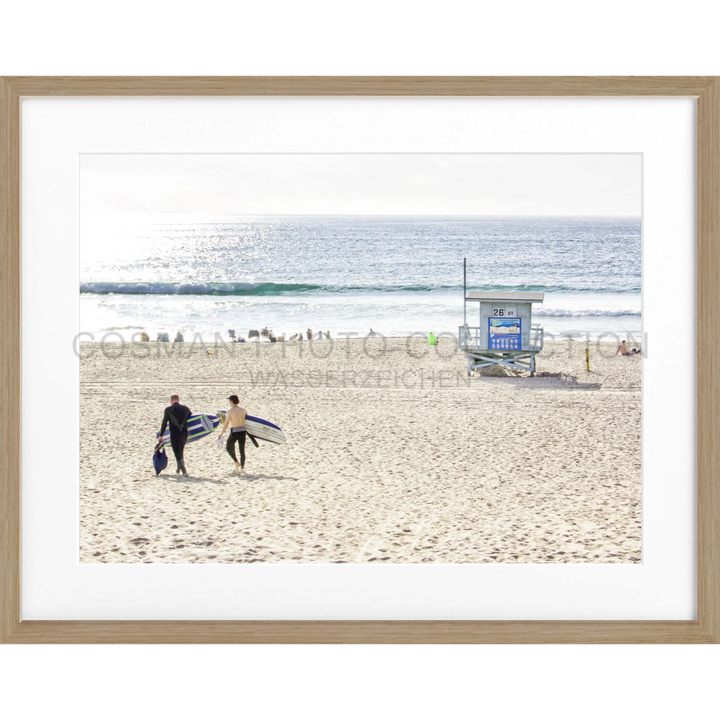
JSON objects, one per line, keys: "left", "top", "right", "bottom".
{"left": 216, "top": 410, "right": 286, "bottom": 445}
{"left": 158, "top": 412, "right": 220, "bottom": 450}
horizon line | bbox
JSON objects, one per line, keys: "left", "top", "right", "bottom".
{"left": 83, "top": 212, "right": 642, "bottom": 219}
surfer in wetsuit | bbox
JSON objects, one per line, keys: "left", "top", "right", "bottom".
{"left": 158, "top": 394, "right": 192, "bottom": 477}
{"left": 218, "top": 394, "right": 247, "bottom": 475}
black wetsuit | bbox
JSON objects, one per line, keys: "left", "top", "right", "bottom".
{"left": 159, "top": 402, "right": 192, "bottom": 472}
{"left": 226, "top": 426, "right": 247, "bottom": 468}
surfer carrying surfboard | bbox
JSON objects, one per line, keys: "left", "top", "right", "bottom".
{"left": 218, "top": 395, "right": 247, "bottom": 475}
{"left": 158, "top": 394, "right": 192, "bottom": 477}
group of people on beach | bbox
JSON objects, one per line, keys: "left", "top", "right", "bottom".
{"left": 288, "top": 328, "right": 330, "bottom": 341}
{"left": 139, "top": 328, "right": 343, "bottom": 344}
{"left": 137, "top": 331, "right": 182, "bottom": 342}
{"left": 229, "top": 328, "right": 331, "bottom": 342}
{"left": 157, "top": 394, "right": 250, "bottom": 478}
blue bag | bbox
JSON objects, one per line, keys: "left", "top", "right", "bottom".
{"left": 153, "top": 441, "right": 168, "bottom": 475}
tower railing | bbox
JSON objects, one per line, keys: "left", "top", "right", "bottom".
{"left": 458, "top": 323, "right": 543, "bottom": 352}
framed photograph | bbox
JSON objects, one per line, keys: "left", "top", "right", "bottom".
{"left": 1, "top": 77, "right": 718, "bottom": 643}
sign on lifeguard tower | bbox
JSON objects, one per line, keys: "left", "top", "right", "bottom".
{"left": 488, "top": 317, "right": 522, "bottom": 350}
{"left": 458, "top": 260, "right": 545, "bottom": 375}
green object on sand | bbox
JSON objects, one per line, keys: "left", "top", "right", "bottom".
{"left": 428, "top": 332, "right": 437, "bottom": 345}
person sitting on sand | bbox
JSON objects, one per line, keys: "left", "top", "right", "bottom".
{"left": 218, "top": 394, "right": 247, "bottom": 475}
{"left": 326, "top": 330, "right": 331, "bottom": 339}
{"left": 307, "top": 328, "right": 313, "bottom": 340}
{"left": 174, "top": 330, "right": 184, "bottom": 342}
{"left": 289, "top": 333, "right": 298, "bottom": 341}
{"left": 367, "top": 328, "right": 377, "bottom": 338}
{"left": 158, "top": 394, "right": 192, "bottom": 477}
{"left": 316, "top": 330, "right": 323, "bottom": 340}
{"left": 616, "top": 340, "right": 640, "bottom": 356}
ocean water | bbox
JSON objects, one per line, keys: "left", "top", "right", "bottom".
{"left": 79, "top": 215, "right": 641, "bottom": 341}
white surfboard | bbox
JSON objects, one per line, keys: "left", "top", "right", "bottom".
{"left": 216, "top": 410, "right": 286, "bottom": 445}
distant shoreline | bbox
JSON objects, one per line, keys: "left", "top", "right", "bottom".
{"left": 77, "top": 336, "right": 640, "bottom": 346}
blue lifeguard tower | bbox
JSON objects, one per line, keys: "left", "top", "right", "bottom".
{"left": 458, "top": 261, "right": 544, "bottom": 375}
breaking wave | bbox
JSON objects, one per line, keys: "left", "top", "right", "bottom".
{"left": 533, "top": 308, "right": 641, "bottom": 317}
{"left": 79, "top": 281, "right": 640, "bottom": 296}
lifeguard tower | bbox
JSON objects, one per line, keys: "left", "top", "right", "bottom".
{"left": 458, "top": 261, "right": 544, "bottom": 375}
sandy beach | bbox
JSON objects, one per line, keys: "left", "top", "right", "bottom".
{"left": 79, "top": 337, "right": 641, "bottom": 564}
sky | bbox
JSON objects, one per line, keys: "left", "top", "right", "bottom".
{"left": 80, "top": 153, "right": 642, "bottom": 218}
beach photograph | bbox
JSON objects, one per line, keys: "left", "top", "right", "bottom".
{"left": 78, "top": 153, "right": 642, "bottom": 564}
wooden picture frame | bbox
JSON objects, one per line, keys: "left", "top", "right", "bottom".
{"left": 1, "top": 76, "right": 718, "bottom": 643}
